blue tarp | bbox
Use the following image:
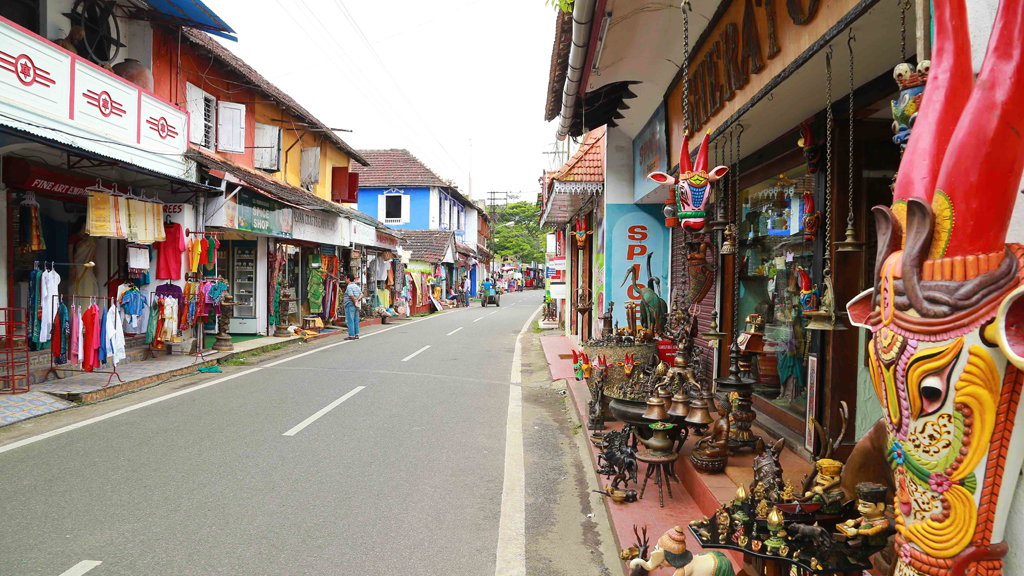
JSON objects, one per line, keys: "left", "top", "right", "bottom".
{"left": 143, "top": 0, "right": 237, "bottom": 41}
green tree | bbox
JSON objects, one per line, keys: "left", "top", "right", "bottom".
{"left": 492, "top": 201, "right": 545, "bottom": 264}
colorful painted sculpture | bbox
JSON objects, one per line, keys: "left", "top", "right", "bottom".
{"left": 797, "top": 122, "right": 822, "bottom": 174}
{"left": 801, "top": 192, "right": 821, "bottom": 242}
{"left": 571, "top": 217, "right": 592, "bottom": 246}
{"left": 617, "top": 353, "right": 639, "bottom": 377}
{"left": 798, "top": 458, "right": 845, "bottom": 514}
{"left": 647, "top": 130, "right": 729, "bottom": 232}
{"left": 629, "top": 526, "right": 735, "bottom": 576}
{"left": 795, "top": 266, "right": 819, "bottom": 312}
{"left": 845, "top": 1, "right": 1024, "bottom": 574}
{"left": 686, "top": 235, "right": 715, "bottom": 305}
{"left": 891, "top": 60, "right": 929, "bottom": 147}
{"left": 835, "top": 482, "right": 892, "bottom": 547}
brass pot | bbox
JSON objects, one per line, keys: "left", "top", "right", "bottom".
{"left": 642, "top": 423, "right": 675, "bottom": 455}
{"left": 112, "top": 58, "right": 154, "bottom": 91}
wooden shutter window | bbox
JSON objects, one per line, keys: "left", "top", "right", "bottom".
{"left": 331, "top": 166, "right": 350, "bottom": 202}
{"left": 186, "top": 83, "right": 203, "bottom": 144}
{"left": 401, "top": 194, "right": 411, "bottom": 224}
{"left": 254, "top": 122, "right": 281, "bottom": 171}
{"left": 347, "top": 172, "right": 359, "bottom": 203}
{"left": 217, "top": 101, "right": 246, "bottom": 154}
{"left": 300, "top": 147, "right": 321, "bottom": 186}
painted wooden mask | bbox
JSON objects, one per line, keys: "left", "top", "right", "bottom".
{"left": 846, "top": 2, "right": 1024, "bottom": 574}
{"left": 648, "top": 131, "right": 728, "bottom": 232}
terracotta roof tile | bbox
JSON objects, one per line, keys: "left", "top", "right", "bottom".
{"left": 552, "top": 126, "right": 605, "bottom": 182}
{"left": 401, "top": 230, "right": 454, "bottom": 264}
{"left": 545, "top": 9, "right": 574, "bottom": 122}
{"left": 179, "top": 28, "right": 368, "bottom": 166}
{"left": 352, "top": 149, "right": 473, "bottom": 206}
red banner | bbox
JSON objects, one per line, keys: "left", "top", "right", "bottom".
{"left": 1, "top": 157, "right": 103, "bottom": 197}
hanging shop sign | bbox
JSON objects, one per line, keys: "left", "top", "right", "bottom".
{"left": 0, "top": 18, "right": 189, "bottom": 178}
{"left": 548, "top": 257, "right": 566, "bottom": 271}
{"left": 206, "top": 189, "right": 293, "bottom": 238}
{"left": 376, "top": 231, "right": 400, "bottom": 248}
{"left": 292, "top": 210, "right": 342, "bottom": 245}
{"left": 2, "top": 157, "right": 99, "bottom": 197}
{"left": 665, "top": 0, "right": 860, "bottom": 164}
{"left": 549, "top": 282, "right": 567, "bottom": 300}
{"left": 633, "top": 103, "right": 667, "bottom": 201}
{"left": 555, "top": 229, "right": 565, "bottom": 257}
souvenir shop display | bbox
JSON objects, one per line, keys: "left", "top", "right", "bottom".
{"left": 45, "top": 293, "right": 126, "bottom": 386}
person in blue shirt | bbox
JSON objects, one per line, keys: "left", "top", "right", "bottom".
{"left": 344, "top": 273, "right": 363, "bottom": 340}
{"left": 482, "top": 277, "right": 493, "bottom": 296}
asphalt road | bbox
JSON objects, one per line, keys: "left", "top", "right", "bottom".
{"left": 0, "top": 290, "right": 616, "bottom": 576}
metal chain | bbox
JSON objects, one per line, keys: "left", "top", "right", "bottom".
{"left": 732, "top": 125, "right": 743, "bottom": 333}
{"left": 682, "top": 1, "right": 691, "bottom": 135}
{"left": 823, "top": 47, "right": 834, "bottom": 277}
{"left": 899, "top": 0, "right": 908, "bottom": 63}
{"left": 847, "top": 31, "right": 856, "bottom": 232}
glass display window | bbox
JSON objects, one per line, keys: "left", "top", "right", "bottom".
{"left": 737, "top": 164, "right": 816, "bottom": 417}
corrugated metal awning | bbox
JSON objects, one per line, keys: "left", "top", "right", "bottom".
{"left": 138, "top": 0, "right": 237, "bottom": 41}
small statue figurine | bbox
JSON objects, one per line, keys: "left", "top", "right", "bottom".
{"left": 755, "top": 499, "right": 769, "bottom": 519}
{"left": 752, "top": 481, "right": 765, "bottom": 501}
{"left": 795, "top": 266, "right": 819, "bottom": 313}
{"left": 891, "top": 60, "right": 929, "bottom": 147}
{"left": 731, "top": 485, "right": 749, "bottom": 524}
{"left": 764, "top": 507, "right": 786, "bottom": 555}
{"left": 799, "top": 458, "right": 845, "bottom": 514}
{"left": 731, "top": 525, "right": 746, "bottom": 546}
{"left": 716, "top": 508, "right": 731, "bottom": 542}
{"left": 780, "top": 480, "right": 795, "bottom": 503}
{"left": 801, "top": 191, "right": 821, "bottom": 242}
{"left": 834, "top": 482, "right": 891, "bottom": 547}
{"left": 629, "top": 526, "right": 736, "bottom": 576}
{"left": 690, "top": 397, "right": 732, "bottom": 473}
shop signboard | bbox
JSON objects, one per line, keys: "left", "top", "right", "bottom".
{"left": 548, "top": 257, "right": 566, "bottom": 271}
{"left": 549, "top": 282, "right": 567, "bottom": 300}
{"left": 351, "top": 220, "right": 376, "bottom": 246}
{"left": 236, "top": 190, "right": 292, "bottom": 237}
{"left": 546, "top": 233, "right": 556, "bottom": 254}
{"left": 657, "top": 339, "right": 678, "bottom": 364}
{"left": 555, "top": 229, "right": 565, "bottom": 257}
{"left": 606, "top": 204, "right": 670, "bottom": 330}
{"left": 664, "top": 0, "right": 861, "bottom": 166}
{"left": 0, "top": 18, "right": 189, "bottom": 179}
{"left": 633, "top": 103, "right": 667, "bottom": 202}
{"left": 1, "top": 158, "right": 95, "bottom": 196}
{"left": 292, "top": 210, "right": 341, "bottom": 245}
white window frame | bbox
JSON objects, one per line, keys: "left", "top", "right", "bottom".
{"left": 254, "top": 122, "right": 282, "bottom": 171}
{"left": 187, "top": 82, "right": 217, "bottom": 149}
{"left": 382, "top": 188, "right": 410, "bottom": 225}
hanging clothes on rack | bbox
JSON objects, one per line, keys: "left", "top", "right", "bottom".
{"left": 81, "top": 304, "right": 100, "bottom": 372}
{"left": 68, "top": 303, "right": 80, "bottom": 366}
{"left": 19, "top": 195, "right": 46, "bottom": 253}
{"left": 52, "top": 300, "right": 69, "bottom": 365}
{"left": 155, "top": 223, "right": 185, "bottom": 280}
{"left": 106, "top": 302, "right": 126, "bottom": 366}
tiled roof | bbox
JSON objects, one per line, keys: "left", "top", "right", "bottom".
{"left": 401, "top": 230, "right": 454, "bottom": 264}
{"left": 179, "top": 28, "right": 368, "bottom": 166}
{"left": 455, "top": 242, "right": 476, "bottom": 256}
{"left": 352, "top": 149, "right": 473, "bottom": 207}
{"left": 544, "top": 9, "right": 574, "bottom": 122}
{"left": 552, "top": 126, "right": 605, "bottom": 182}
{"left": 187, "top": 147, "right": 397, "bottom": 234}
{"left": 350, "top": 149, "right": 448, "bottom": 187}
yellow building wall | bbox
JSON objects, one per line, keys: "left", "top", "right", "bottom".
{"left": 253, "top": 102, "right": 351, "bottom": 202}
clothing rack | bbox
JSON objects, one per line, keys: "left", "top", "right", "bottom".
{"left": 145, "top": 286, "right": 214, "bottom": 365}
{"left": 44, "top": 294, "right": 125, "bottom": 387}
{"left": 184, "top": 228, "right": 224, "bottom": 237}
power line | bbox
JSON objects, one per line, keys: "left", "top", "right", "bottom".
{"left": 328, "top": 0, "right": 467, "bottom": 175}
{"left": 273, "top": 0, "right": 451, "bottom": 175}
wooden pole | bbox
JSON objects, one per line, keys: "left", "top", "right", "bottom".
{"left": 916, "top": 0, "right": 932, "bottom": 61}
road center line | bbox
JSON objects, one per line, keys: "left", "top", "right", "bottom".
{"left": 59, "top": 561, "right": 102, "bottom": 576}
{"left": 490, "top": 311, "right": 498, "bottom": 315}
{"left": 495, "top": 304, "right": 542, "bottom": 576}
{"left": 402, "top": 345, "right": 431, "bottom": 362}
{"left": 473, "top": 317, "right": 483, "bottom": 323}
{"left": 446, "top": 327, "right": 463, "bottom": 336}
{"left": 282, "top": 386, "right": 365, "bottom": 436}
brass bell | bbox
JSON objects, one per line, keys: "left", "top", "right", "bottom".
{"left": 643, "top": 394, "right": 670, "bottom": 421}
{"left": 667, "top": 392, "right": 691, "bottom": 418}
{"left": 658, "top": 385, "right": 674, "bottom": 408}
{"left": 703, "top": 388, "right": 718, "bottom": 415}
{"left": 684, "top": 396, "right": 715, "bottom": 426}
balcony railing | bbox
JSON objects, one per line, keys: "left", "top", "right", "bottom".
{"left": 0, "top": 16, "right": 189, "bottom": 178}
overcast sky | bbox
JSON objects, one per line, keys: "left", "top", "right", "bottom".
{"left": 202, "top": 0, "right": 561, "bottom": 203}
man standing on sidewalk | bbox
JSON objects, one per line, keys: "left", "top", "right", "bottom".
{"left": 344, "top": 273, "right": 363, "bottom": 340}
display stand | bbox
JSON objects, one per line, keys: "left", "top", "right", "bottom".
{"left": 44, "top": 295, "right": 124, "bottom": 387}
{"left": 0, "top": 308, "right": 30, "bottom": 394}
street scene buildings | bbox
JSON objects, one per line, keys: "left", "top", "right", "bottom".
{"left": 1, "top": 0, "right": 1024, "bottom": 575}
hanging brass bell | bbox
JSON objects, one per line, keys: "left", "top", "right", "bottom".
{"left": 643, "top": 395, "right": 670, "bottom": 421}
{"left": 684, "top": 396, "right": 715, "bottom": 426}
{"left": 667, "top": 392, "right": 691, "bottom": 418}
{"left": 658, "top": 385, "right": 674, "bottom": 409}
{"left": 804, "top": 309, "right": 849, "bottom": 331}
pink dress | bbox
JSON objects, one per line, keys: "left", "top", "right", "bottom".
{"left": 68, "top": 305, "right": 79, "bottom": 366}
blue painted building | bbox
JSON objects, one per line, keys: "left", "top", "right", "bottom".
{"left": 351, "top": 149, "right": 486, "bottom": 296}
